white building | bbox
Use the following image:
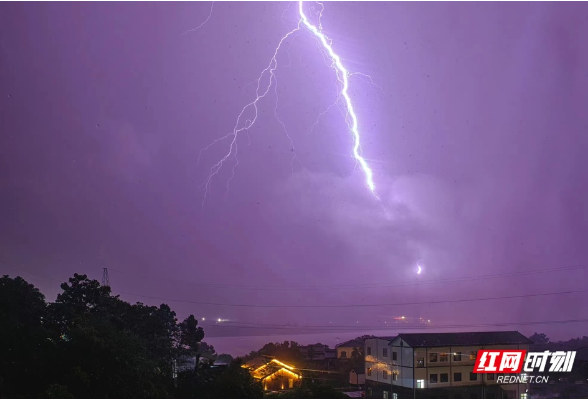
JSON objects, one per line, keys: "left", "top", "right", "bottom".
{"left": 365, "top": 331, "right": 532, "bottom": 399}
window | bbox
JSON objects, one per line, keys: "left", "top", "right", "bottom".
{"left": 392, "top": 372, "right": 398, "bottom": 381}
{"left": 470, "top": 351, "right": 477, "bottom": 361}
{"left": 392, "top": 394, "right": 398, "bottom": 399}
{"left": 470, "top": 372, "right": 477, "bottom": 381}
{"left": 392, "top": 351, "right": 397, "bottom": 361}
{"left": 453, "top": 352, "right": 462, "bottom": 362}
{"left": 341, "top": 351, "right": 347, "bottom": 358}
{"left": 430, "top": 374, "right": 438, "bottom": 383}
{"left": 383, "top": 391, "right": 389, "bottom": 399}
{"left": 520, "top": 394, "right": 528, "bottom": 399}
{"left": 440, "top": 353, "right": 448, "bottom": 362}
{"left": 383, "top": 370, "right": 388, "bottom": 379}
{"left": 416, "top": 357, "right": 424, "bottom": 368}
{"left": 368, "top": 388, "right": 373, "bottom": 397}
{"left": 367, "top": 347, "right": 372, "bottom": 356}
{"left": 454, "top": 372, "right": 462, "bottom": 382}
{"left": 288, "top": 379, "right": 294, "bottom": 388}
{"left": 487, "top": 373, "right": 495, "bottom": 380}
{"left": 367, "top": 368, "right": 372, "bottom": 377}
{"left": 416, "top": 379, "right": 425, "bottom": 389}
{"left": 383, "top": 348, "right": 388, "bottom": 357}
{"left": 429, "top": 353, "right": 438, "bottom": 362}
{"left": 440, "top": 373, "right": 448, "bottom": 383}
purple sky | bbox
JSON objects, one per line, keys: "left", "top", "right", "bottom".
{"left": 1, "top": 2, "right": 587, "bottom": 356}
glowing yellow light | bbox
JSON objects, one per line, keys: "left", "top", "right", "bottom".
{"left": 261, "top": 368, "right": 300, "bottom": 381}
{"left": 272, "top": 359, "right": 295, "bottom": 370}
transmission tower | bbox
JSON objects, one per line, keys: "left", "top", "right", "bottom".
{"left": 102, "top": 267, "right": 110, "bottom": 288}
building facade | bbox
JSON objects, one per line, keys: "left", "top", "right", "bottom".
{"left": 337, "top": 339, "right": 366, "bottom": 360}
{"left": 365, "top": 331, "right": 533, "bottom": 399}
{"left": 299, "top": 343, "right": 337, "bottom": 369}
{"left": 350, "top": 367, "right": 366, "bottom": 386}
{"left": 243, "top": 357, "right": 302, "bottom": 392}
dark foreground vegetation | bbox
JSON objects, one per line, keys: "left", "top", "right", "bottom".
{"left": 0, "top": 274, "right": 262, "bottom": 398}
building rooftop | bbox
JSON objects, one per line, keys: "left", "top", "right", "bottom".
{"left": 395, "top": 331, "right": 532, "bottom": 348}
{"left": 243, "top": 358, "right": 301, "bottom": 381}
{"left": 377, "top": 336, "right": 397, "bottom": 341}
{"left": 336, "top": 339, "right": 365, "bottom": 348}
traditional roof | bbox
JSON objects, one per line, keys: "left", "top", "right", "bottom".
{"left": 395, "top": 331, "right": 532, "bottom": 348}
{"left": 244, "top": 358, "right": 301, "bottom": 381}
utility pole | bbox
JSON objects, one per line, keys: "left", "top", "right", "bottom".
{"left": 102, "top": 267, "right": 110, "bottom": 289}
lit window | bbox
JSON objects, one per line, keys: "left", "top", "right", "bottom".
{"left": 392, "top": 394, "right": 398, "bottom": 399}
{"left": 383, "top": 370, "right": 388, "bottom": 379}
{"left": 383, "top": 391, "right": 389, "bottom": 399}
{"left": 470, "top": 351, "right": 477, "bottom": 361}
{"left": 440, "top": 353, "right": 448, "bottom": 362}
{"left": 453, "top": 352, "right": 462, "bottom": 362}
{"left": 367, "top": 368, "right": 372, "bottom": 377}
{"left": 416, "top": 379, "right": 425, "bottom": 389}
{"left": 521, "top": 394, "right": 528, "bottom": 399}
{"left": 393, "top": 372, "right": 398, "bottom": 381}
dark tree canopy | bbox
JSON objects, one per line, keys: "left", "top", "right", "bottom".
{"left": 245, "top": 341, "right": 306, "bottom": 365}
{"left": 529, "top": 332, "right": 550, "bottom": 344}
{"left": 0, "top": 274, "right": 263, "bottom": 399}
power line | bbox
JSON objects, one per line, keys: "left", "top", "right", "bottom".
{"left": 198, "top": 317, "right": 588, "bottom": 332}
{"left": 2, "top": 258, "right": 586, "bottom": 309}
{"left": 4, "top": 256, "right": 586, "bottom": 293}
{"left": 118, "top": 287, "right": 588, "bottom": 309}
{"left": 4, "top": 259, "right": 587, "bottom": 338}
{"left": 105, "top": 263, "right": 588, "bottom": 291}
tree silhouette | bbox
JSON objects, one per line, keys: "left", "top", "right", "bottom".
{"left": 529, "top": 332, "right": 550, "bottom": 344}
{"left": 179, "top": 315, "right": 205, "bottom": 372}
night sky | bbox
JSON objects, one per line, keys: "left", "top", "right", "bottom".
{"left": 1, "top": 1, "right": 587, "bottom": 356}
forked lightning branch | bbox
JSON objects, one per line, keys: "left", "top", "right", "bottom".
{"left": 197, "top": 1, "right": 379, "bottom": 204}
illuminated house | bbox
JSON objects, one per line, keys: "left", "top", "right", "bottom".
{"left": 365, "top": 331, "right": 533, "bottom": 399}
{"left": 243, "top": 357, "right": 302, "bottom": 391}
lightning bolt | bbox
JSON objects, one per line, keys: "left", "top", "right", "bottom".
{"left": 183, "top": 1, "right": 215, "bottom": 36}
{"left": 198, "top": 1, "right": 378, "bottom": 204}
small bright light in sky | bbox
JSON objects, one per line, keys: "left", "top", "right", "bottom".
{"left": 417, "top": 264, "right": 422, "bottom": 274}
